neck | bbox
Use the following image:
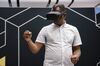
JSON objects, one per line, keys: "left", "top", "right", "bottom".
{"left": 54, "top": 19, "right": 65, "bottom": 26}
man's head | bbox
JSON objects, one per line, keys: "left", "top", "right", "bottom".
{"left": 52, "top": 4, "right": 66, "bottom": 15}
{"left": 46, "top": 4, "right": 66, "bottom": 26}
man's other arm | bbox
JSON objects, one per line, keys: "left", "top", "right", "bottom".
{"left": 23, "top": 30, "right": 44, "bottom": 54}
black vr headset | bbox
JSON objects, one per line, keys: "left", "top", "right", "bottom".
{"left": 46, "top": 11, "right": 63, "bottom": 20}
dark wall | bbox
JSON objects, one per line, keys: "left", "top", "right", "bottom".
{"left": 0, "top": 8, "right": 100, "bottom": 66}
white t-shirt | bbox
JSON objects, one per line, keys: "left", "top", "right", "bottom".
{"left": 36, "top": 22, "right": 82, "bottom": 66}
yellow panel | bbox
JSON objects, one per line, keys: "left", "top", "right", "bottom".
{"left": 0, "top": 56, "right": 6, "bottom": 66}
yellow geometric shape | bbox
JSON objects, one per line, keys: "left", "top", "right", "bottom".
{"left": 0, "top": 56, "right": 6, "bottom": 66}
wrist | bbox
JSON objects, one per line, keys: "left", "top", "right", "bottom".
{"left": 73, "top": 52, "right": 81, "bottom": 57}
{"left": 72, "top": 54, "right": 80, "bottom": 58}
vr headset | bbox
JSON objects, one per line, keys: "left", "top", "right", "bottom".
{"left": 46, "top": 11, "right": 62, "bottom": 20}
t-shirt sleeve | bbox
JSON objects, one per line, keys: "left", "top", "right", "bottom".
{"left": 72, "top": 27, "right": 82, "bottom": 46}
{"left": 35, "top": 27, "right": 46, "bottom": 44}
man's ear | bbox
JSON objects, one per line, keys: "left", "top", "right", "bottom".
{"left": 63, "top": 13, "right": 66, "bottom": 19}
{"left": 64, "top": 13, "right": 67, "bottom": 16}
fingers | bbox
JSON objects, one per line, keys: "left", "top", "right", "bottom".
{"left": 24, "top": 30, "right": 32, "bottom": 35}
{"left": 71, "top": 55, "right": 79, "bottom": 64}
{"left": 71, "top": 58, "right": 78, "bottom": 64}
{"left": 23, "top": 30, "right": 32, "bottom": 39}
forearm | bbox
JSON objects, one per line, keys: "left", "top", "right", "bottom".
{"left": 71, "top": 46, "right": 81, "bottom": 64}
{"left": 72, "top": 46, "right": 81, "bottom": 57}
{"left": 24, "top": 30, "right": 42, "bottom": 54}
{"left": 26, "top": 39, "right": 39, "bottom": 54}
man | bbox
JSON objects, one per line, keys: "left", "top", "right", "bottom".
{"left": 24, "top": 4, "right": 82, "bottom": 66}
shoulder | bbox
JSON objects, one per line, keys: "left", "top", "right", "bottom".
{"left": 41, "top": 23, "right": 53, "bottom": 30}
{"left": 66, "top": 24, "right": 78, "bottom": 31}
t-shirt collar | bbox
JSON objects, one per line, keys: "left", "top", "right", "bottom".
{"left": 52, "top": 20, "right": 68, "bottom": 28}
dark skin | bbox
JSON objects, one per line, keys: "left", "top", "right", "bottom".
{"left": 23, "top": 5, "right": 81, "bottom": 64}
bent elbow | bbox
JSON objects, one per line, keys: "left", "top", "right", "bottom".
{"left": 31, "top": 50, "right": 39, "bottom": 54}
